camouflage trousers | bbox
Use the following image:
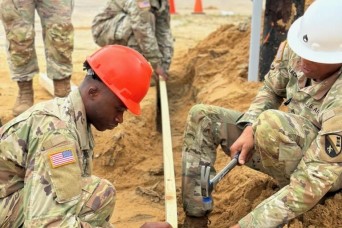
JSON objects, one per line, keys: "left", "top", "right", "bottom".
{"left": 182, "top": 104, "right": 318, "bottom": 217}
{"left": 0, "top": 175, "right": 116, "bottom": 227}
{"left": 91, "top": 10, "right": 155, "bottom": 56}
{"left": 0, "top": 0, "right": 74, "bottom": 81}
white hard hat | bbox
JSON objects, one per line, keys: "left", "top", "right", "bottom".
{"left": 287, "top": 0, "right": 342, "bottom": 64}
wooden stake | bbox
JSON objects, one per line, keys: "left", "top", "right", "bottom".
{"left": 159, "top": 78, "right": 178, "bottom": 228}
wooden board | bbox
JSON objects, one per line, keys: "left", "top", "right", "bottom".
{"left": 159, "top": 78, "right": 178, "bottom": 228}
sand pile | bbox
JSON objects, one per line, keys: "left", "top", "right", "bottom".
{"left": 169, "top": 23, "right": 261, "bottom": 111}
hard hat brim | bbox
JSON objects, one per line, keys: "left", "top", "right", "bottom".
{"left": 287, "top": 18, "right": 342, "bottom": 64}
{"left": 122, "top": 97, "right": 141, "bottom": 116}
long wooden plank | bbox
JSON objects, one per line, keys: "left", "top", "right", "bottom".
{"left": 159, "top": 78, "right": 178, "bottom": 228}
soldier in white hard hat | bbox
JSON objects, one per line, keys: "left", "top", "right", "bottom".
{"left": 181, "top": 0, "right": 342, "bottom": 227}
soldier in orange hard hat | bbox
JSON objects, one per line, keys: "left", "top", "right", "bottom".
{"left": 0, "top": 45, "right": 170, "bottom": 228}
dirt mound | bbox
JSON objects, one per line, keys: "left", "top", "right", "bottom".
{"left": 169, "top": 24, "right": 261, "bottom": 111}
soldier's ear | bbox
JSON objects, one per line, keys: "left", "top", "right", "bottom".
{"left": 88, "top": 86, "right": 100, "bottom": 100}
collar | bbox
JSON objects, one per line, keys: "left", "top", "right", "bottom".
{"left": 297, "top": 68, "right": 342, "bottom": 100}
{"left": 68, "top": 89, "right": 95, "bottom": 151}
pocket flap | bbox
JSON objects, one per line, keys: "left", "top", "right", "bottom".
{"left": 44, "top": 145, "right": 82, "bottom": 203}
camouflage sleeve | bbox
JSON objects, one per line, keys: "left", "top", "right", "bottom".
{"left": 126, "top": 0, "right": 162, "bottom": 68}
{"left": 154, "top": 1, "right": 174, "bottom": 70}
{"left": 23, "top": 128, "right": 99, "bottom": 227}
{"left": 238, "top": 41, "right": 290, "bottom": 125}
{"left": 238, "top": 109, "right": 342, "bottom": 227}
{"left": 91, "top": 1, "right": 118, "bottom": 46}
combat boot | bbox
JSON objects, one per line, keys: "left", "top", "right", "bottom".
{"left": 183, "top": 216, "right": 209, "bottom": 228}
{"left": 13, "top": 81, "right": 34, "bottom": 116}
{"left": 53, "top": 77, "right": 71, "bottom": 97}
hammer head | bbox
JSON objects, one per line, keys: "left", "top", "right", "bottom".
{"left": 200, "top": 165, "right": 213, "bottom": 197}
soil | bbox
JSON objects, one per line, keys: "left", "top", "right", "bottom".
{"left": 1, "top": 1, "right": 342, "bottom": 228}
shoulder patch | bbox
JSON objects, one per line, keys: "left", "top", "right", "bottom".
{"left": 325, "top": 134, "right": 342, "bottom": 158}
{"left": 42, "top": 135, "right": 69, "bottom": 150}
{"left": 48, "top": 146, "right": 76, "bottom": 168}
{"left": 137, "top": 0, "right": 150, "bottom": 8}
{"left": 275, "top": 41, "right": 287, "bottom": 62}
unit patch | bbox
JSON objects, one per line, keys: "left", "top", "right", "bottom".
{"left": 49, "top": 148, "right": 76, "bottom": 168}
{"left": 325, "top": 134, "right": 342, "bottom": 158}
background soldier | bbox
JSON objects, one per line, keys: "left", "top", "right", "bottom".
{"left": 91, "top": 0, "right": 174, "bottom": 82}
{"left": 181, "top": 0, "right": 342, "bottom": 227}
{"left": 0, "top": 0, "right": 74, "bottom": 116}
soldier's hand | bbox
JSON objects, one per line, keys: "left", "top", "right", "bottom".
{"left": 230, "top": 125, "right": 254, "bottom": 165}
{"left": 154, "top": 65, "right": 169, "bottom": 81}
{"left": 140, "top": 222, "right": 172, "bottom": 228}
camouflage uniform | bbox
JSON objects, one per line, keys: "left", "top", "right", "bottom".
{"left": 182, "top": 41, "right": 342, "bottom": 227}
{"left": 0, "top": 0, "right": 74, "bottom": 81}
{"left": 92, "top": 0, "right": 173, "bottom": 71}
{"left": 0, "top": 90, "right": 115, "bottom": 227}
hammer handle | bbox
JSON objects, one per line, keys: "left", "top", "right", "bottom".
{"left": 210, "top": 152, "right": 240, "bottom": 186}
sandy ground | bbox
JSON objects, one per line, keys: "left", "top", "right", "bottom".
{"left": 1, "top": 1, "right": 342, "bottom": 228}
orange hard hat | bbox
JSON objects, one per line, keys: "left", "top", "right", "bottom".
{"left": 86, "top": 45, "right": 153, "bottom": 115}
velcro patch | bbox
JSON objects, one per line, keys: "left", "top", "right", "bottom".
{"left": 325, "top": 134, "right": 342, "bottom": 158}
{"left": 137, "top": 0, "right": 150, "bottom": 8}
{"left": 49, "top": 147, "right": 76, "bottom": 168}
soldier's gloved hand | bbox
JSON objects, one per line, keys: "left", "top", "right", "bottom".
{"left": 154, "top": 64, "right": 169, "bottom": 81}
{"left": 140, "top": 222, "right": 172, "bottom": 228}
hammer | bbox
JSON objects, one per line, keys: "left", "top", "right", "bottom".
{"left": 200, "top": 152, "right": 240, "bottom": 210}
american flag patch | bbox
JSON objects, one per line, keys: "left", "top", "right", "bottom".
{"left": 138, "top": 0, "right": 150, "bottom": 8}
{"left": 49, "top": 149, "right": 75, "bottom": 168}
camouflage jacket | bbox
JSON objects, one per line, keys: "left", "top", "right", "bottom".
{"left": 0, "top": 90, "right": 95, "bottom": 226}
{"left": 238, "top": 42, "right": 342, "bottom": 227}
{"left": 92, "top": 0, "right": 173, "bottom": 69}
